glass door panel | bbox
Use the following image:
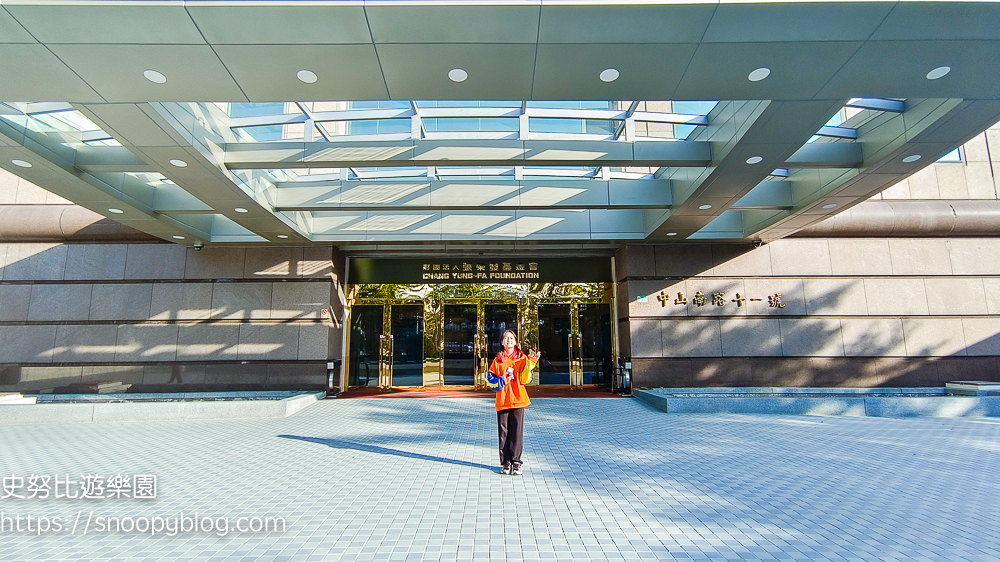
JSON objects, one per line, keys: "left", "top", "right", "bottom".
{"left": 443, "top": 304, "right": 477, "bottom": 385}
{"left": 484, "top": 304, "right": 518, "bottom": 359}
{"left": 537, "top": 303, "right": 571, "bottom": 385}
{"left": 579, "top": 303, "right": 613, "bottom": 386}
{"left": 391, "top": 304, "right": 424, "bottom": 386}
{"left": 348, "top": 305, "right": 383, "bottom": 387}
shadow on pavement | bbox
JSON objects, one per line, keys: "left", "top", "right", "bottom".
{"left": 278, "top": 434, "right": 497, "bottom": 471}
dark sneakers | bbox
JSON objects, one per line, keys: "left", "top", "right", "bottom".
{"left": 501, "top": 464, "right": 512, "bottom": 475}
{"left": 512, "top": 463, "right": 523, "bottom": 475}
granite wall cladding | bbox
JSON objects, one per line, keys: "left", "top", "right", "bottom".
{"left": 618, "top": 238, "right": 1000, "bottom": 387}
{"left": 0, "top": 243, "right": 345, "bottom": 392}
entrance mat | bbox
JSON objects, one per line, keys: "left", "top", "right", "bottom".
{"left": 337, "top": 386, "right": 623, "bottom": 399}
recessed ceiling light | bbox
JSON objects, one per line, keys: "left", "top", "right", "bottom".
{"left": 448, "top": 68, "right": 468, "bottom": 83}
{"left": 902, "top": 155, "right": 922, "bottom": 163}
{"left": 11, "top": 159, "right": 31, "bottom": 168}
{"left": 599, "top": 68, "right": 620, "bottom": 83}
{"left": 926, "top": 66, "right": 951, "bottom": 80}
{"left": 172, "top": 235, "right": 185, "bottom": 240}
{"left": 666, "top": 232, "right": 677, "bottom": 236}
{"left": 108, "top": 208, "right": 124, "bottom": 214}
{"left": 746, "top": 156, "right": 763, "bottom": 165}
{"left": 822, "top": 203, "right": 837, "bottom": 210}
{"left": 276, "top": 234, "right": 289, "bottom": 239}
{"left": 748, "top": 67, "right": 771, "bottom": 82}
{"left": 296, "top": 69, "right": 318, "bottom": 84}
{"left": 143, "top": 69, "right": 166, "bottom": 84}
{"left": 698, "top": 204, "right": 713, "bottom": 210}
{"left": 169, "top": 159, "right": 187, "bottom": 168}
{"left": 234, "top": 207, "right": 248, "bottom": 213}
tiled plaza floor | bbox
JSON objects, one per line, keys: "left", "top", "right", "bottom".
{"left": 1, "top": 397, "right": 999, "bottom": 561}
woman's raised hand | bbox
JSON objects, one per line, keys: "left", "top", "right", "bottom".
{"left": 528, "top": 349, "right": 541, "bottom": 360}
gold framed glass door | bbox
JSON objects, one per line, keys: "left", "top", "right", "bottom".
{"left": 346, "top": 282, "right": 614, "bottom": 389}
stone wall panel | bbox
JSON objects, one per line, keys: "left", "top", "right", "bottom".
{"left": 0, "top": 284, "right": 30, "bottom": 321}
{"left": 768, "top": 239, "right": 831, "bottom": 276}
{"left": 124, "top": 244, "right": 187, "bottom": 280}
{"left": 863, "top": 279, "right": 929, "bottom": 316}
{"left": 720, "top": 318, "right": 781, "bottom": 357}
{"left": 150, "top": 283, "right": 214, "bottom": 320}
{"left": 3, "top": 243, "right": 67, "bottom": 280}
{"left": 89, "top": 283, "right": 153, "bottom": 321}
{"left": 238, "top": 324, "right": 300, "bottom": 361}
{"left": 27, "top": 284, "right": 93, "bottom": 321}
{"left": 0, "top": 325, "right": 57, "bottom": 363}
{"left": 65, "top": 244, "right": 127, "bottom": 280}
{"left": 115, "top": 324, "right": 179, "bottom": 362}
{"left": 828, "top": 239, "right": 892, "bottom": 275}
{"left": 902, "top": 318, "right": 967, "bottom": 357}
{"left": 923, "top": 278, "right": 987, "bottom": 316}
{"left": 661, "top": 319, "right": 722, "bottom": 357}
{"left": 176, "top": 323, "right": 240, "bottom": 361}
{"left": 211, "top": 282, "right": 273, "bottom": 320}
{"left": 53, "top": 324, "right": 119, "bottom": 363}
{"left": 778, "top": 318, "right": 845, "bottom": 357}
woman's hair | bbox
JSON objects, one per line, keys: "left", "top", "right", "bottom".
{"left": 499, "top": 329, "right": 523, "bottom": 358}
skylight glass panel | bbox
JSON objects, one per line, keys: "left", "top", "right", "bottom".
{"left": 349, "top": 101, "right": 411, "bottom": 110}
{"left": 0, "top": 105, "right": 119, "bottom": 148}
{"left": 526, "top": 101, "right": 613, "bottom": 110}
{"left": 529, "top": 118, "right": 615, "bottom": 135}
{"left": 938, "top": 147, "right": 962, "bottom": 162}
{"left": 423, "top": 118, "right": 519, "bottom": 132}
{"left": 416, "top": 101, "right": 520, "bottom": 108}
{"left": 345, "top": 119, "right": 411, "bottom": 136}
{"left": 229, "top": 102, "right": 286, "bottom": 119}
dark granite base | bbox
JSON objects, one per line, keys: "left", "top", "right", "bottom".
{"left": 631, "top": 357, "right": 1000, "bottom": 388}
{"left": 0, "top": 363, "right": 328, "bottom": 393}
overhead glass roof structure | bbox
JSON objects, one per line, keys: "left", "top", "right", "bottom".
{"left": 1, "top": 1, "right": 999, "bottom": 248}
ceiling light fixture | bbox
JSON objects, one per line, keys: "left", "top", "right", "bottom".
{"left": 11, "top": 159, "right": 31, "bottom": 168}
{"left": 822, "top": 203, "right": 837, "bottom": 209}
{"left": 666, "top": 232, "right": 677, "bottom": 236}
{"left": 172, "top": 235, "right": 185, "bottom": 240}
{"left": 448, "top": 68, "right": 468, "bottom": 83}
{"left": 169, "top": 159, "right": 187, "bottom": 168}
{"left": 143, "top": 69, "right": 166, "bottom": 84}
{"left": 902, "top": 155, "right": 922, "bottom": 163}
{"left": 296, "top": 69, "right": 318, "bottom": 84}
{"left": 276, "top": 234, "right": 289, "bottom": 239}
{"left": 748, "top": 67, "right": 771, "bottom": 82}
{"left": 108, "top": 208, "right": 124, "bottom": 214}
{"left": 746, "top": 156, "right": 763, "bottom": 164}
{"left": 926, "top": 66, "right": 951, "bottom": 80}
{"left": 698, "top": 204, "right": 712, "bottom": 210}
{"left": 234, "top": 207, "right": 248, "bottom": 213}
{"left": 599, "top": 68, "right": 620, "bottom": 82}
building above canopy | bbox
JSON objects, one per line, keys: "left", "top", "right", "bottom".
{"left": 1, "top": 1, "right": 999, "bottom": 247}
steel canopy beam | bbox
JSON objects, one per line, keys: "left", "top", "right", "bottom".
{"left": 222, "top": 139, "right": 712, "bottom": 169}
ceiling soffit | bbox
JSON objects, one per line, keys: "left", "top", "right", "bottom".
{"left": 0, "top": 2, "right": 996, "bottom": 102}
{"left": 0, "top": 2, "right": 998, "bottom": 246}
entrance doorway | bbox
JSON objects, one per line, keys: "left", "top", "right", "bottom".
{"left": 346, "top": 284, "right": 614, "bottom": 390}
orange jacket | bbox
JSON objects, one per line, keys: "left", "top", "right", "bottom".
{"left": 486, "top": 352, "right": 537, "bottom": 411}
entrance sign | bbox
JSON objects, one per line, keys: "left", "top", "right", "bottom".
{"left": 349, "top": 257, "right": 611, "bottom": 284}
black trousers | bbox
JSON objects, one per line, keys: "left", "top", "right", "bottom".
{"left": 497, "top": 408, "right": 525, "bottom": 467}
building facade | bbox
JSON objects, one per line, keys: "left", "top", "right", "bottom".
{"left": 2, "top": 1, "right": 1000, "bottom": 393}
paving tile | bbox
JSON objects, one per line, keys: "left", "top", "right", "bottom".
{"left": 0, "top": 399, "right": 999, "bottom": 560}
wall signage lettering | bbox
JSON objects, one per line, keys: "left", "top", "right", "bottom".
{"left": 653, "top": 291, "right": 785, "bottom": 308}
{"left": 349, "top": 257, "right": 611, "bottom": 284}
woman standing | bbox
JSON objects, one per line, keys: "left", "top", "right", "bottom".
{"left": 486, "top": 330, "right": 540, "bottom": 475}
